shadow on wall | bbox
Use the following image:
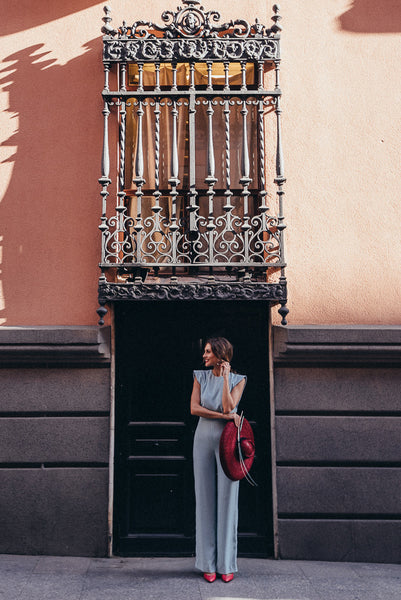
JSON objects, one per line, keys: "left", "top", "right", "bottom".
{"left": 0, "top": 38, "right": 103, "bottom": 325}
{"left": 338, "top": 0, "right": 401, "bottom": 33}
{"left": 2, "top": 0, "right": 101, "bottom": 36}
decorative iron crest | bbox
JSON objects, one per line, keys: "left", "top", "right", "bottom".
{"left": 103, "top": 37, "right": 279, "bottom": 62}
{"left": 102, "top": 2, "right": 282, "bottom": 62}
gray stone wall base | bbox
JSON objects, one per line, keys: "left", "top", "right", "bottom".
{"left": 277, "top": 467, "right": 401, "bottom": 514}
{"left": 0, "top": 327, "right": 111, "bottom": 557}
{"left": 276, "top": 417, "right": 401, "bottom": 462}
{"left": 278, "top": 520, "right": 401, "bottom": 564}
{"left": 2, "top": 324, "right": 401, "bottom": 561}
{"left": 0, "top": 468, "right": 109, "bottom": 557}
{"left": 273, "top": 325, "right": 401, "bottom": 564}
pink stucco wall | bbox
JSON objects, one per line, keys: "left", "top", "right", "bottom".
{"left": 0, "top": 1, "right": 400, "bottom": 325}
{"left": 281, "top": 0, "right": 401, "bottom": 325}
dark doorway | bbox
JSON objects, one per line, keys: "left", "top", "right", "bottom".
{"left": 113, "top": 301, "right": 273, "bottom": 556}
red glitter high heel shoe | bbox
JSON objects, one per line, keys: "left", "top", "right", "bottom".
{"left": 203, "top": 573, "right": 216, "bottom": 583}
{"left": 221, "top": 573, "right": 234, "bottom": 583}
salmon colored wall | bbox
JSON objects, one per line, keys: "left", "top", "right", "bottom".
{"left": 281, "top": 0, "right": 401, "bottom": 325}
{"left": 0, "top": 1, "right": 104, "bottom": 326}
{"left": 0, "top": 1, "right": 400, "bottom": 325}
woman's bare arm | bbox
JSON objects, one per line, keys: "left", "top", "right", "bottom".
{"left": 190, "top": 377, "right": 241, "bottom": 426}
{"left": 221, "top": 362, "right": 246, "bottom": 414}
{"left": 190, "top": 378, "right": 239, "bottom": 423}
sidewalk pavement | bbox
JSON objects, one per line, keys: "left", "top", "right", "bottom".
{"left": 1, "top": 554, "right": 400, "bottom": 600}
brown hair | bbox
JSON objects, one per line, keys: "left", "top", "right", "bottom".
{"left": 205, "top": 337, "right": 233, "bottom": 363}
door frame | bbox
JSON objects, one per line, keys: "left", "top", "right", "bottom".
{"left": 106, "top": 302, "right": 279, "bottom": 558}
{"left": 107, "top": 305, "right": 116, "bottom": 557}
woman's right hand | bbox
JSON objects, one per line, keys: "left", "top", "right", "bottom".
{"left": 220, "top": 360, "right": 231, "bottom": 379}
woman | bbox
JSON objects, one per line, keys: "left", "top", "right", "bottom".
{"left": 190, "top": 337, "right": 247, "bottom": 583}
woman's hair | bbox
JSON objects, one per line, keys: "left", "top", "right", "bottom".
{"left": 205, "top": 337, "right": 233, "bottom": 363}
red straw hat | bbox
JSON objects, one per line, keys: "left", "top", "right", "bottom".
{"left": 219, "top": 414, "right": 256, "bottom": 484}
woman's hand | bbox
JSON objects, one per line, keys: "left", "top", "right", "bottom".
{"left": 225, "top": 412, "right": 241, "bottom": 428}
{"left": 233, "top": 412, "right": 241, "bottom": 428}
{"left": 220, "top": 360, "right": 231, "bottom": 379}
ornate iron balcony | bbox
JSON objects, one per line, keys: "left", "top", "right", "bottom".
{"left": 97, "top": 2, "right": 288, "bottom": 324}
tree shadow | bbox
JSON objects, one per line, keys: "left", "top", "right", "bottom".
{"left": 338, "top": 0, "right": 401, "bottom": 33}
{"left": 0, "top": 39, "right": 105, "bottom": 324}
{"left": 2, "top": 0, "right": 102, "bottom": 36}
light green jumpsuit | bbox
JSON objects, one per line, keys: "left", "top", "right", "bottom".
{"left": 193, "top": 369, "right": 247, "bottom": 575}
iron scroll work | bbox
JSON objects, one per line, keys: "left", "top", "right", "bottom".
{"left": 98, "top": 1, "right": 288, "bottom": 324}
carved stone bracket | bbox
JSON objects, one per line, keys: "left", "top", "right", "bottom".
{"left": 98, "top": 281, "right": 286, "bottom": 303}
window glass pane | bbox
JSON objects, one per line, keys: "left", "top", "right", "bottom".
{"left": 127, "top": 62, "right": 255, "bottom": 89}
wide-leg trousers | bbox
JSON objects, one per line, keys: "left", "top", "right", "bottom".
{"left": 193, "top": 417, "right": 239, "bottom": 574}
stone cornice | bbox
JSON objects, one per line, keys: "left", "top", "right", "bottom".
{"left": 0, "top": 327, "right": 111, "bottom": 366}
{"left": 273, "top": 325, "right": 401, "bottom": 365}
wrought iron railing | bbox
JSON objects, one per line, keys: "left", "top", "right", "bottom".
{"left": 97, "top": 1, "right": 288, "bottom": 324}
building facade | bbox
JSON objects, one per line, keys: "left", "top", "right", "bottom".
{"left": 0, "top": 1, "right": 400, "bottom": 562}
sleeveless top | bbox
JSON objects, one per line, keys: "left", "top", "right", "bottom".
{"left": 193, "top": 370, "right": 247, "bottom": 413}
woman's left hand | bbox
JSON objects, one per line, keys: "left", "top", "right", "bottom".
{"left": 224, "top": 412, "right": 241, "bottom": 427}
{"left": 233, "top": 413, "right": 241, "bottom": 428}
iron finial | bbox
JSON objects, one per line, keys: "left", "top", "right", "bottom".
{"left": 271, "top": 4, "right": 282, "bottom": 34}
{"left": 102, "top": 5, "right": 117, "bottom": 35}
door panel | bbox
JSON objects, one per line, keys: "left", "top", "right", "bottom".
{"left": 114, "top": 301, "right": 273, "bottom": 556}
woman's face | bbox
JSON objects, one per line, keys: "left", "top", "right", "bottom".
{"left": 203, "top": 343, "right": 219, "bottom": 368}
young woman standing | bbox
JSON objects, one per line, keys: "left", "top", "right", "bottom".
{"left": 190, "top": 337, "right": 246, "bottom": 583}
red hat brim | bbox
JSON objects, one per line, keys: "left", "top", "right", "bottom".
{"left": 219, "top": 418, "right": 255, "bottom": 481}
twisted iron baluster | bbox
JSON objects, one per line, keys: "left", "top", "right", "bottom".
{"left": 258, "top": 99, "right": 267, "bottom": 214}
{"left": 256, "top": 96, "right": 269, "bottom": 272}
{"left": 223, "top": 97, "right": 233, "bottom": 228}
{"left": 152, "top": 97, "right": 162, "bottom": 240}
{"left": 154, "top": 98, "right": 161, "bottom": 207}
{"left": 117, "top": 62, "right": 128, "bottom": 259}
{"left": 222, "top": 61, "right": 234, "bottom": 266}
{"left": 117, "top": 98, "right": 127, "bottom": 256}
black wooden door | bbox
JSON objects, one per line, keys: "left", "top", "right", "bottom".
{"left": 113, "top": 301, "right": 273, "bottom": 556}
